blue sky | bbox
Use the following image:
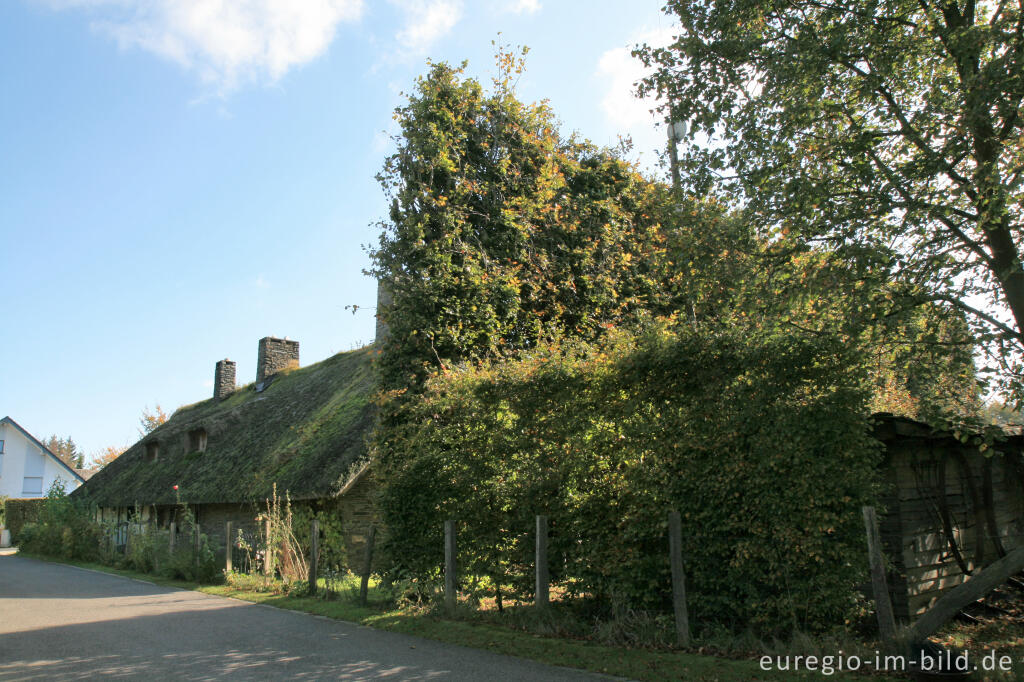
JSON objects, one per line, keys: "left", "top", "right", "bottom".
{"left": 1, "top": 0, "right": 679, "bottom": 461}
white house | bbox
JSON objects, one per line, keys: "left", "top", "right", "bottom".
{"left": 0, "top": 416, "right": 85, "bottom": 498}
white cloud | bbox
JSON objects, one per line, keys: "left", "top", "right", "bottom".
{"left": 390, "top": 0, "right": 462, "bottom": 56}
{"left": 595, "top": 26, "right": 676, "bottom": 162}
{"left": 596, "top": 27, "right": 674, "bottom": 132}
{"left": 38, "top": 0, "right": 364, "bottom": 91}
{"left": 505, "top": 0, "right": 540, "bottom": 14}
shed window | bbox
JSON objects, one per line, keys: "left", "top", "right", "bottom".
{"left": 188, "top": 428, "right": 207, "bottom": 453}
{"left": 146, "top": 442, "right": 159, "bottom": 462}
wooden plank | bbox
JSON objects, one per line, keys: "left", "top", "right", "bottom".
{"left": 264, "top": 519, "right": 272, "bottom": 576}
{"left": 864, "top": 506, "right": 897, "bottom": 648}
{"left": 908, "top": 547, "right": 1024, "bottom": 642}
{"left": 225, "top": 521, "right": 233, "bottom": 573}
{"left": 308, "top": 519, "right": 319, "bottom": 596}
{"left": 668, "top": 510, "right": 691, "bottom": 647}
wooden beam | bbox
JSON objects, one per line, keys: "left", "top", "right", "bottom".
{"left": 863, "top": 506, "right": 897, "bottom": 648}
{"left": 225, "top": 521, "right": 233, "bottom": 573}
{"left": 668, "top": 510, "right": 691, "bottom": 647}
{"left": 908, "top": 546, "right": 1024, "bottom": 643}
{"left": 308, "top": 519, "right": 319, "bottom": 596}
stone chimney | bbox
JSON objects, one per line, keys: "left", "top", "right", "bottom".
{"left": 257, "top": 337, "right": 299, "bottom": 382}
{"left": 214, "top": 359, "right": 236, "bottom": 400}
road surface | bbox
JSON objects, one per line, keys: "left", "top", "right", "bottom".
{"left": 0, "top": 553, "right": 612, "bottom": 681}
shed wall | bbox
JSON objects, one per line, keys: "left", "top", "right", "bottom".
{"left": 881, "top": 441, "right": 1024, "bottom": 619}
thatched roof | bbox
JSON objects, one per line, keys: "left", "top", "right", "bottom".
{"left": 77, "top": 347, "right": 377, "bottom": 507}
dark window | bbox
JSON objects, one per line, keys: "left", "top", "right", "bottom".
{"left": 145, "top": 442, "right": 159, "bottom": 462}
{"left": 188, "top": 428, "right": 207, "bottom": 453}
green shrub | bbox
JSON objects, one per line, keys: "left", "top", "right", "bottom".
{"left": 17, "top": 482, "right": 101, "bottom": 561}
{"left": 5, "top": 498, "right": 46, "bottom": 542}
{"left": 152, "top": 505, "right": 219, "bottom": 583}
{"left": 375, "top": 322, "right": 881, "bottom": 636}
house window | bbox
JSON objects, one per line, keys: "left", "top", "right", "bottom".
{"left": 0, "top": 440, "right": 4, "bottom": 453}
{"left": 146, "top": 442, "right": 159, "bottom": 462}
{"left": 188, "top": 428, "right": 207, "bottom": 453}
{"left": 23, "top": 477, "right": 43, "bottom": 495}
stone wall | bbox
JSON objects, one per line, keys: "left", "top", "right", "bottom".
{"left": 195, "top": 502, "right": 261, "bottom": 569}
{"left": 337, "top": 470, "right": 379, "bottom": 569}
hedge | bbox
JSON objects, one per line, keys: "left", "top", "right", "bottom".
{"left": 375, "top": 322, "right": 881, "bottom": 636}
{"left": 5, "top": 498, "right": 46, "bottom": 542}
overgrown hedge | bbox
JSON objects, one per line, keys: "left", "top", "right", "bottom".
{"left": 375, "top": 322, "right": 881, "bottom": 635}
{"left": 5, "top": 498, "right": 45, "bottom": 542}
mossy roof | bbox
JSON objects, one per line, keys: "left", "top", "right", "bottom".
{"left": 77, "top": 347, "right": 377, "bottom": 507}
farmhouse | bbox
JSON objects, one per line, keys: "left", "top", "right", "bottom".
{"left": 0, "top": 416, "right": 85, "bottom": 499}
{"left": 71, "top": 331, "right": 1024, "bottom": 622}
{"left": 75, "top": 337, "right": 378, "bottom": 564}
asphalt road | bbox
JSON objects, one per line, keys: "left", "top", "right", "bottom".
{"left": 0, "top": 553, "right": 612, "bottom": 681}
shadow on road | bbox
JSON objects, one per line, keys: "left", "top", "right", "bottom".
{"left": 0, "top": 601, "right": 452, "bottom": 680}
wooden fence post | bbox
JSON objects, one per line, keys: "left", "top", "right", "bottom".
{"left": 169, "top": 522, "right": 176, "bottom": 555}
{"left": 444, "top": 519, "right": 457, "bottom": 611}
{"left": 308, "top": 519, "right": 320, "bottom": 595}
{"left": 194, "top": 523, "right": 201, "bottom": 568}
{"left": 863, "top": 506, "right": 897, "bottom": 649}
{"left": 668, "top": 510, "right": 691, "bottom": 647}
{"left": 360, "top": 524, "right": 377, "bottom": 607}
{"left": 536, "top": 515, "right": 549, "bottom": 609}
{"left": 264, "top": 519, "right": 272, "bottom": 576}
{"left": 124, "top": 522, "right": 131, "bottom": 557}
{"left": 225, "top": 521, "right": 233, "bottom": 573}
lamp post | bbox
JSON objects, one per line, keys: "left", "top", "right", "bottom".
{"left": 667, "top": 116, "right": 686, "bottom": 198}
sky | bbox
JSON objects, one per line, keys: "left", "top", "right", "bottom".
{"left": 0, "top": 0, "right": 680, "bottom": 462}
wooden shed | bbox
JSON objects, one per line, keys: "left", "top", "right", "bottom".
{"left": 874, "top": 414, "right": 1024, "bottom": 620}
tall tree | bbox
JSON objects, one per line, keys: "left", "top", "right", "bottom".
{"left": 370, "top": 54, "right": 674, "bottom": 389}
{"left": 637, "top": 0, "right": 1024, "bottom": 399}
{"left": 43, "top": 435, "right": 84, "bottom": 470}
